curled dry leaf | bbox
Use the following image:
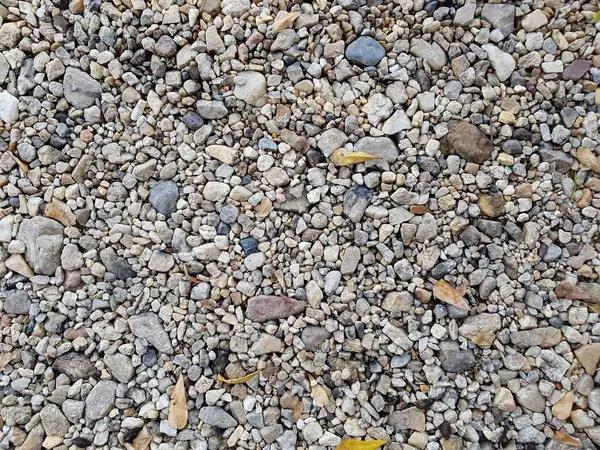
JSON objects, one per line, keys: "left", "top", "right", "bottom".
{"left": 575, "top": 148, "right": 600, "bottom": 174}
{"left": 182, "top": 263, "right": 209, "bottom": 284}
{"left": 132, "top": 426, "right": 153, "bottom": 450}
{"left": 330, "top": 149, "right": 380, "bottom": 166}
{"left": 168, "top": 374, "right": 188, "bottom": 430}
{"left": 552, "top": 391, "right": 574, "bottom": 420}
{"left": 433, "top": 280, "right": 470, "bottom": 310}
{"left": 8, "top": 153, "right": 28, "bottom": 176}
{"left": 553, "top": 430, "right": 582, "bottom": 447}
{"left": 44, "top": 200, "right": 76, "bottom": 226}
{"left": 272, "top": 11, "right": 301, "bottom": 32}
{"left": 217, "top": 369, "right": 262, "bottom": 384}
{"left": 336, "top": 439, "right": 387, "bottom": 450}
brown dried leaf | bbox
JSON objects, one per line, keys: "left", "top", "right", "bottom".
{"left": 552, "top": 391, "right": 574, "bottom": 420}
{"left": 553, "top": 430, "right": 582, "bottom": 447}
{"left": 273, "top": 11, "right": 300, "bottom": 32}
{"left": 182, "top": 263, "right": 208, "bottom": 284}
{"left": 9, "top": 153, "right": 28, "bottom": 176}
{"left": 433, "top": 280, "right": 470, "bottom": 310}
{"left": 336, "top": 440, "right": 387, "bottom": 450}
{"left": 576, "top": 148, "right": 600, "bottom": 174}
{"left": 132, "top": 426, "right": 153, "bottom": 450}
{"left": 44, "top": 200, "right": 76, "bottom": 226}
{"left": 217, "top": 369, "right": 262, "bottom": 384}
{"left": 330, "top": 149, "right": 380, "bottom": 166}
{"left": 168, "top": 374, "right": 188, "bottom": 430}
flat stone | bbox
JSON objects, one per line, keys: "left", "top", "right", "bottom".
{"left": 3, "top": 290, "right": 31, "bottom": 315}
{"left": 438, "top": 340, "right": 476, "bottom": 372}
{"left": 234, "top": 71, "right": 267, "bottom": 107}
{"left": 481, "top": 3, "right": 515, "bottom": 37}
{"left": 441, "top": 120, "right": 493, "bottom": 164}
{"left": 149, "top": 180, "right": 179, "bottom": 216}
{"left": 85, "top": 380, "right": 117, "bottom": 422}
{"left": 388, "top": 407, "right": 426, "bottom": 432}
{"left": 345, "top": 36, "right": 386, "bottom": 67}
{"left": 52, "top": 352, "right": 100, "bottom": 380}
{"left": 354, "top": 137, "right": 399, "bottom": 170}
{"left": 246, "top": 295, "right": 305, "bottom": 322}
{"left": 483, "top": 44, "right": 516, "bottom": 82}
{"left": 575, "top": 344, "right": 600, "bottom": 376}
{"left": 63, "top": 67, "right": 102, "bottom": 109}
{"left": 16, "top": 217, "right": 64, "bottom": 276}
{"left": 301, "top": 326, "right": 330, "bottom": 351}
{"left": 318, "top": 128, "right": 348, "bottom": 157}
{"left": 251, "top": 334, "right": 284, "bottom": 355}
{"left": 100, "top": 248, "right": 135, "bottom": 280}
{"left": 410, "top": 39, "right": 447, "bottom": 70}
{"left": 40, "top": 404, "right": 70, "bottom": 437}
{"left": 343, "top": 186, "right": 372, "bottom": 223}
{"left": 563, "top": 59, "right": 591, "bottom": 81}
{"left": 198, "top": 406, "right": 238, "bottom": 428}
{"left": 510, "top": 328, "right": 562, "bottom": 348}
{"left": 104, "top": 353, "right": 135, "bottom": 383}
{"left": 128, "top": 312, "right": 174, "bottom": 354}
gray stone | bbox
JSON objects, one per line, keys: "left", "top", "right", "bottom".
{"left": 301, "top": 326, "right": 330, "bottom": 351}
{"left": 62, "top": 399, "right": 85, "bottom": 423}
{"left": 345, "top": 36, "right": 386, "bottom": 67}
{"left": 317, "top": 128, "right": 348, "bottom": 157}
{"left": 52, "top": 352, "right": 100, "bottom": 380}
{"left": 149, "top": 180, "right": 179, "bottom": 216}
{"left": 234, "top": 71, "right": 267, "bottom": 107}
{"left": 196, "top": 99, "right": 228, "bottom": 119}
{"left": 343, "top": 186, "right": 372, "bottom": 223}
{"left": 0, "top": 91, "right": 19, "bottom": 124}
{"left": 104, "top": 353, "right": 135, "bottom": 383}
{"left": 410, "top": 39, "right": 447, "bottom": 70}
{"left": 100, "top": 248, "right": 135, "bottom": 280}
{"left": 40, "top": 404, "right": 70, "bottom": 437}
{"left": 388, "top": 407, "right": 426, "bottom": 432}
{"left": 438, "top": 340, "right": 476, "bottom": 372}
{"left": 198, "top": 406, "right": 237, "bottom": 428}
{"left": 85, "top": 380, "right": 117, "bottom": 422}
{"left": 481, "top": 3, "right": 515, "bottom": 37}
{"left": 128, "top": 312, "right": 174, "bottom": 354}
{"left": 3, "top": 290, "right": 31, "bottom": 315}
{"left": 16, "top": 217, "right": 64, "bottom": 276}
{"left": 516, "top": 384, "right": 546, "bottom": 413}
{"left": 63, "top": 67, "right": 102, "bottom": 109}
{"left": 453, "top": 4, "right": 476, "bottom": 26}
{"left": 354, "top": 137, "right": 399, "bottom": 169}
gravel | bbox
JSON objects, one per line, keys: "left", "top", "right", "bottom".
{"left": 2, "top": 1, "right": 600, "bottom": 449}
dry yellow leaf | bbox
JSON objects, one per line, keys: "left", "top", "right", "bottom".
{"left": 576, "top": 148, "right": 600, "bottom": 174}
{"left": 554, "top": 430, "right": 582, "bottom": 447}
{"left": 168, "top": 374, "right": 188, "bottom": 430}
{"left": 330, "top": 149, "right": 379, "bottom": 166}
{"left": 594, "top": 11, "right": 600, "bottom": 22}
{"left": 433, "top": 280, "right": 470, "bottom": 310}
{"left": 273, "top": 11, "right": 301, "bottom": 32}
{"left": 552, "top": 391, "right": 574, "bottom": 420}
{"left": 132, "top": 426, "right": 153, "bottom": 450}
{"left": 217, "top": 369, "right": 262, "bottom": 384}
{"left": 336, "top": 439, "right": 387, "bottom": 450}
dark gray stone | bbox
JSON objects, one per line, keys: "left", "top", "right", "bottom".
{"left": 3, "top": 290, "right": 31, "bottom": 315}
{"left": 53, "top": 353, "right": 101, "bottom": 380}
{"left": 149, "top": 180, "right": 179, "bottom": 216}
{"left": 343, "top": 186, "right": 372, "bottom": 223}
{"left": 438, "top": 340, "right": 476, "bottom": 372}
{"left": 345, "top": 36, "right": 386, "bottom": 67}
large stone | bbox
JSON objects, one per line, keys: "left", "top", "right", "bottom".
{"left": 388, "top": 407, "right": 426, "bottom": 432}
{"left": 85, "top": 380, "right": 117, "bottom": 422}
{"left": 438, "top": 340, "right": 476, "bottom": 372}
{"left": 575, "top": 344, "right": 600, "bottom": 376}
{"left": 198, "top": 406, "right": 237, "bottom": 428}
{"left": 196, "top": 99, "right": 228, "bottom": 119}
{"left": 563, "top": 60, "right": 591, "bottom": 81}
{"left": 410, "top": 39, "right": 447, "bottom": 70}
{"left": 251, "top": 334, "right": 284, "bottom": 355}
{"left": 234, "top": 71, "right": 268, "bottom": 107}
{"left": 301, "top": 327, "right": 330, "bottom": 351}
{"left": 3, "top": 290, "right": 31, "bottom": 315}
{"left": 345, "top": 36, "right": 386, "bottom": 67}
{"left": 206, "top": 145, "right": 238, "bottom": 164}
{"left": 149, "top": 180, "right": 179, "bottom": 216}
{"left": 100, "top": 248, "right": 135, "bottom": 280}
{"left": 128, "top": 312, "right": 174, "bottom": 354}
{"left": 104, "top": 353, "right": 135, "bottom": 383}
{"left": 483, "top": 44, "right": 515, "bottom": 82}
{"left": 63, "top": 67, "right": 102, "bottom": 109}
{"left": 53, "top": 352, "right": 100, "bottom": 380}
{"left": 0, "top": 91, "right": 19, "bottom": 124}
{"left": 318, "top": 128, "right": 349, "bottom": 157}
{"left": 343, "top": 186, "right": 372, "bottom": 223}
{"left": 440, "top": 120, "right": 493, "bottom": 164}
{"left": 246, "top": 295, "right": 305, "bottom": 322}
{"left": 16, "top": 217, "right": 64, "bottom": 276}
{"left": 539, "top": 145, "right": 573, "bottom": 173}
{"left": 481, "top": 3, "right": 515, "bottom": 37}
{"left": 40, "top": 404, "right": 70, "bottom": 437}
{"left": 354, "top": 137, "right": 399, "bottom": 170}
{"left": 510, "top": 328, "right": 562, "bottom": 348}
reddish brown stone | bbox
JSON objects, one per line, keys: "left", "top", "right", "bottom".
{"left": 246, "top": 295, "right": 305, "bottom": 323}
